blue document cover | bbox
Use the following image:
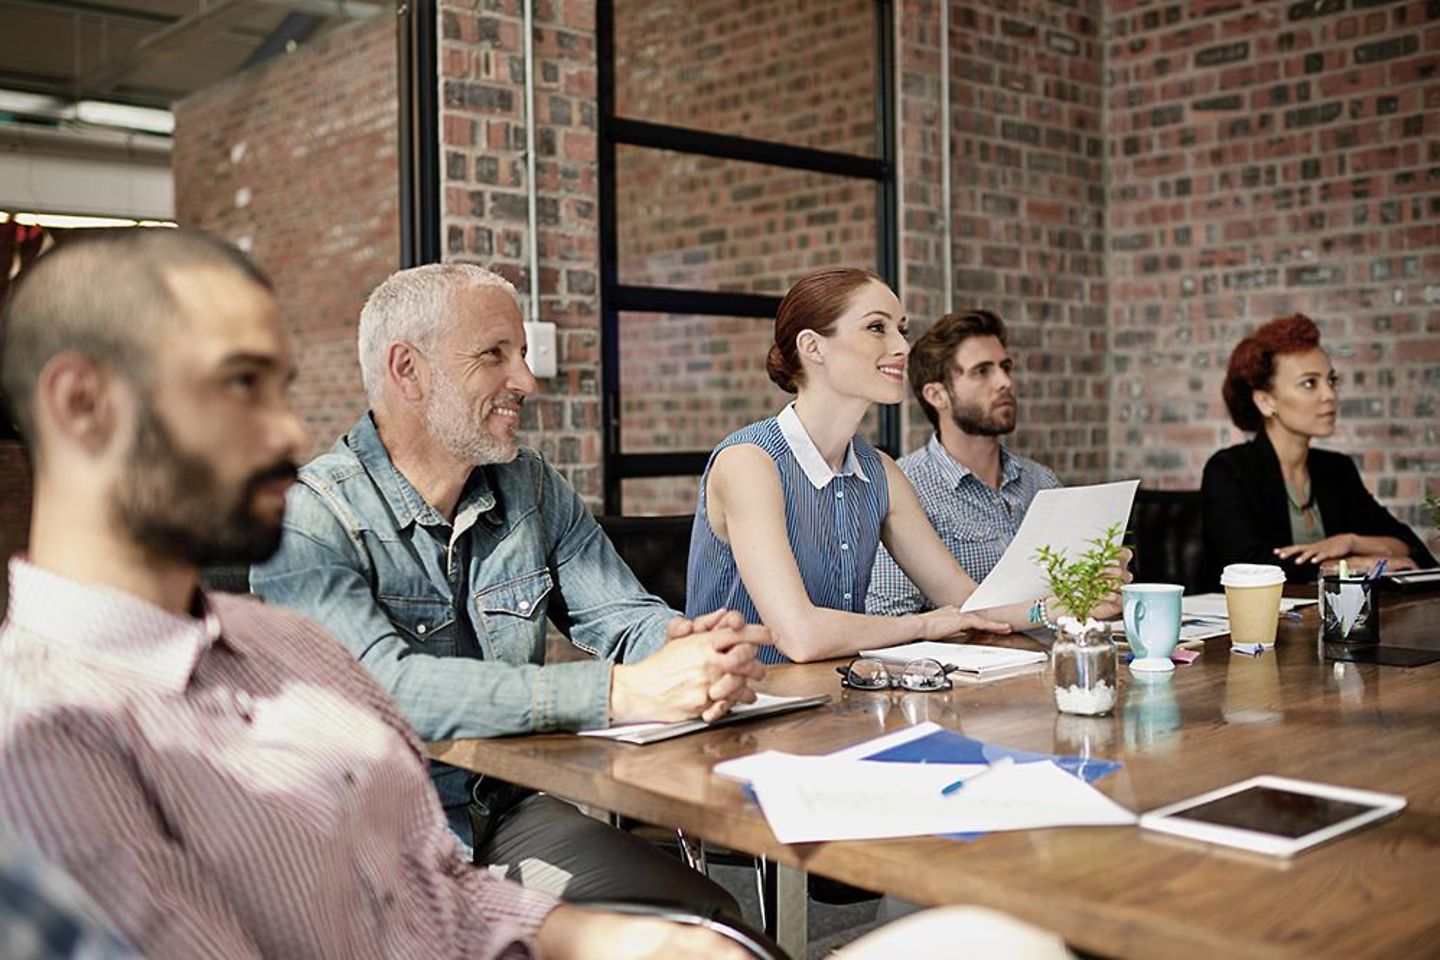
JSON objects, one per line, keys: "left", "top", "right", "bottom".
{"left": 861, "top": 727, "right": 1123, "bottom": 784}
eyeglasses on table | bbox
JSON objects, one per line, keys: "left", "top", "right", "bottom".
{"left": 836, "top": 656, "right": 956, "bottom": 692}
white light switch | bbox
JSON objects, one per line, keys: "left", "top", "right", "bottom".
{"left": 524, "top": 321, "right": 557, "bottom": 379}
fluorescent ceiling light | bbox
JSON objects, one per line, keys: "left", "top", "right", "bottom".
{"left": 74, "top": 101, "right": 174, "bottom": 135}
{"left": 5, "top": 212, "right": 177, "bottom": 229}
{"left": 0, "top": 90, "right": 63, "bottom": 116}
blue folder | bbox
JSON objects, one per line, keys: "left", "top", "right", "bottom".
{"left": 861, "top": 726, "right": 1123, "bottom": 784}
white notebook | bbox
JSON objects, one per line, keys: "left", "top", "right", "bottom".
{"left": 859, "top": 641, "right": 1047, "bottom": 682}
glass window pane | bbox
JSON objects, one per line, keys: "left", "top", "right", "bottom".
{"left": 620, "top": 477, "right": 702, "bottom": 517}
{"left": 613, "top": 0, "right": 878, "bottom": 157}
{"left": 618, "top": 310, "right": 890, "bottom": 458}
{"left": 617, "top": 146, "right": 878, "bottom": 294}
{"left": 620, "top": 311, "right": 791, "bottom": 453}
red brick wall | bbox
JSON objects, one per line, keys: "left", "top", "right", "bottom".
{"left": 612, "top": 0, "right": 881, "bottom": 513}
{"left": 1106, "top": 0, "right": 1440, "bottom": 531}
{"left": 917, "top": 0, "right": 1110, "bottom": 481}
{"left": 439, "top": 0, "right": 605, "bottom": 503}
{"left": 172, "top": 15, "right": 398, "bottom": 454}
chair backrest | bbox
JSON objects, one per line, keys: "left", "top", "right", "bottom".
{"left": 1127, "top": 489, "right": 1211, "bottom": 593}
{"left": 199, "top": 563, "right": 253, "bottom": 594}
{"left": 596, "top": 514, "right": 695, "bottom": 611}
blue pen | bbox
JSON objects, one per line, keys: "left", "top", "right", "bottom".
{"left": 940, "top": 756, "right": 1015, "bottom": 796}
{"left": 1369, "top": 558, "right": 1388, "bottom": 582}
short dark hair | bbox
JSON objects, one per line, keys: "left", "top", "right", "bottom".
{"left": 907, "top": 308, "right": 1008, "bottom": 430}
{"left": 766, "top": 267, "right": 884, "bottom": 393}
{"left": 1221, "top": 314, "right": 1322, "bottom": 432}
{"left": 1, "top": 228, "right": 271, "bottom": 449}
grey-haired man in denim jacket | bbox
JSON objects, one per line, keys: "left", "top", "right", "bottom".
{"left": 252, "top": 263, "right": 764, "bottom": 916}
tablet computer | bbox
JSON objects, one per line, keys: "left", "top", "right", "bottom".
{"left": 1139, "top": 775, "right": 1405, "bottom": 857}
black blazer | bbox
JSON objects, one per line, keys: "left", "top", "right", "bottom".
{"left": 1201, "top": 432, "right": 1436, "bottom": 584}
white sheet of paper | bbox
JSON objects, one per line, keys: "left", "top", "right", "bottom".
{"left": 960, "top": 480, "right": 1140, "bottom": 613}
{"left": 1181, "top": 593, "right": 1315, "bottom": 620}
{"left": 748, "top": 757, "right": 1136, "bottom": 844}
{"left": 857, "top": 641, "right": 1046, "bottom": 674}
{"left": 578, "top": 693, "right": 808, "bottom": 740}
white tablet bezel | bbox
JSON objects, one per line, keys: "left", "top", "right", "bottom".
{"left": 1139, "top": 775, "right": 1405, "bottom": 857}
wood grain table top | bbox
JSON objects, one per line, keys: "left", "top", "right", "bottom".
{"left": 430, "top": 590, "right": 1440, "bottom": 960}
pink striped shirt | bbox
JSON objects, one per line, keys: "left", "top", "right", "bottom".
{"left": 0, "top": 559, "right": 557, "bottom": 960}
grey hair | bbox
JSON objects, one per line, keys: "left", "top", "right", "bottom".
{"left": 357, "top": 263, "right": 519, "bottom": 405}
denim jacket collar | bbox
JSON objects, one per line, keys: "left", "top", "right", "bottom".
{"left": 347, "top": 413, "right": 497, "bottom": 531}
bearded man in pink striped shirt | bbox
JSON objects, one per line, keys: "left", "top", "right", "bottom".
{"left": 0, "top": 229, "right": 748, "bottom": 960}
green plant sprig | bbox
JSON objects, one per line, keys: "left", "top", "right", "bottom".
{"left": 1034, "top": 523, "right": 1125, "bottom": 625}
{"left": 1425, "top": 493, "right": 1440, "bottom": 530}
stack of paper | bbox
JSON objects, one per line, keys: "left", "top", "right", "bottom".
{"left": 713, "top": 723, "right": 1135, "bottom": 844}
{"left": 1181, "top": 593, "right": 1315, "bottom": 621}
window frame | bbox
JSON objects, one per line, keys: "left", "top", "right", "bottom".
{"left": 597, "top": 0, "right": 899, "bottom": 514}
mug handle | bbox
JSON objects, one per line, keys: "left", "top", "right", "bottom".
{"left": 1124, "top": 597, "right": 1148, "bottom": 656}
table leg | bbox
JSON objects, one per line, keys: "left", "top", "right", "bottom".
{"left": 775, "top": 862, "right": 808, "bottom": 958}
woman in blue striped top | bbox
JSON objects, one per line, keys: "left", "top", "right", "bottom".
{"left": 686, "top": 268, "right": 1122, "bottom": 664}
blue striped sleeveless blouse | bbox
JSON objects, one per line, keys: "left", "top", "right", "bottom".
{"left": 685, "top": 412, "right": 890, "bottom": 664}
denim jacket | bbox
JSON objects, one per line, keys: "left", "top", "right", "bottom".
{"left": 251, "top": 413, "right": 674, "bottom": 812}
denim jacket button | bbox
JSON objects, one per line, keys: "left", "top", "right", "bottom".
{"left": 518, "top": 600, "right": 531, "bottom": 614}
{"left": 416, "top": 623, "right": 427, "bottom": 635}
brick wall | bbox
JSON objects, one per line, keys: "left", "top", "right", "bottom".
{"left": 908, "top": 0, "right": 1110, "bottom": 482}
{"left": 135, "top": 0, "right": 1436, "bottom": 545}
{"left": 1106, "top": 0, "right": 1440, "bottom": 531}
{"left": 172, "top": 15, "right": 398, "bottom": 454}
{"left": 439, "top": 0, "right": 605, "bottom": 503}
{"left": 613, "top": 0, "right": 881, "bottom": 512}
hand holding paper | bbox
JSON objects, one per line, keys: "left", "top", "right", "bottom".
{"left": 961, "top": 481, "right": 1140, "bottom": 613}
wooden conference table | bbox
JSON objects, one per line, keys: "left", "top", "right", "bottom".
{"left": 430, "top": 591, "right": 1440, "bottom": 960}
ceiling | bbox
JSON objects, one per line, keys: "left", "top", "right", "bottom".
{"left": 0, "top": 0, "right": 386, "bottom": 112}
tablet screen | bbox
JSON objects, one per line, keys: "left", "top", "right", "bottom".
{"left": 1172, "top": 785, "right": 1376, "bottom": 838}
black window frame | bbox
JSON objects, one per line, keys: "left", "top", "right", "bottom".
{"left": 597, "top": 0, "right": 899, "bottom": 514}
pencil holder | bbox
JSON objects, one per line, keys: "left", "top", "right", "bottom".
{"left": 1319, "top": 574, "right": 1379, "bottom": 646}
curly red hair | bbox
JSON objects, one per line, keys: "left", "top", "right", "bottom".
{"left": 1222, "top": 314, "right": 1323, "bottom": 432}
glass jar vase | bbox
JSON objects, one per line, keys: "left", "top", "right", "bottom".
{"left": 1051, "top": 617, "right": 1118, "bottom": 716}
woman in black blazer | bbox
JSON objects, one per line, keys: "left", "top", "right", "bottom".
{"left": 1202, "top": 314, "right": 1435, "bottom": 584}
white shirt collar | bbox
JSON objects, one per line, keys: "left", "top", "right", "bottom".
{"left": 776, "top": 403, "right": 870, "bottom": 490}
{"left": 3, "top": 557, "right": 224, "bottom": 695}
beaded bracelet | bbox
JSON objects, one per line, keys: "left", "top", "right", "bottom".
{"left": 1028, "top": 597, "right": 1059, "bottom": 631}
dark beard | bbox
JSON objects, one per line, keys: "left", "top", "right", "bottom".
{"left": 948, "top": 392, "right": 1016, "bottom": 437}
{"left": 112, "top": 402, "right": 298, "bottom": 567}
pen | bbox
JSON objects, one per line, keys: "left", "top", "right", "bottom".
{"left": 940, "top": 756, "right": 1015, "bottom": 796}
{"left": 1369, "top": 558, "right": 1388, "bottom": 582}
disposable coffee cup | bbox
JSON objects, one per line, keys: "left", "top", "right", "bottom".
{"left": 1220, "top": 563, "right": 1287, "bottom": 647}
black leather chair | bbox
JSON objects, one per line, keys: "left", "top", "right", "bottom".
{"left": 1127, "top": 489, "right": 1211, "bottom": 593}
{"left": 596, "top": 514, "right": 694, "bottom": 611}
{"left": 199, "top": 563, "right": 253, "bottom": 594}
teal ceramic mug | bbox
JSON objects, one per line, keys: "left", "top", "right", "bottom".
{"left": 1123, "top": 583, "right": 1184, "bottom": 673}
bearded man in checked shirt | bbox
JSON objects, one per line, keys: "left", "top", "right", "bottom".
{"left": 866, "top": 309, "right": 1063, "bottom": 616}
{"left": 0, "top": 228, "right": 749, "bottom": 960}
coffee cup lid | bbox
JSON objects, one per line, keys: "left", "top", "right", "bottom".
{"left": 1220, "top": 563, "right": 1286, "bottom": 588}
